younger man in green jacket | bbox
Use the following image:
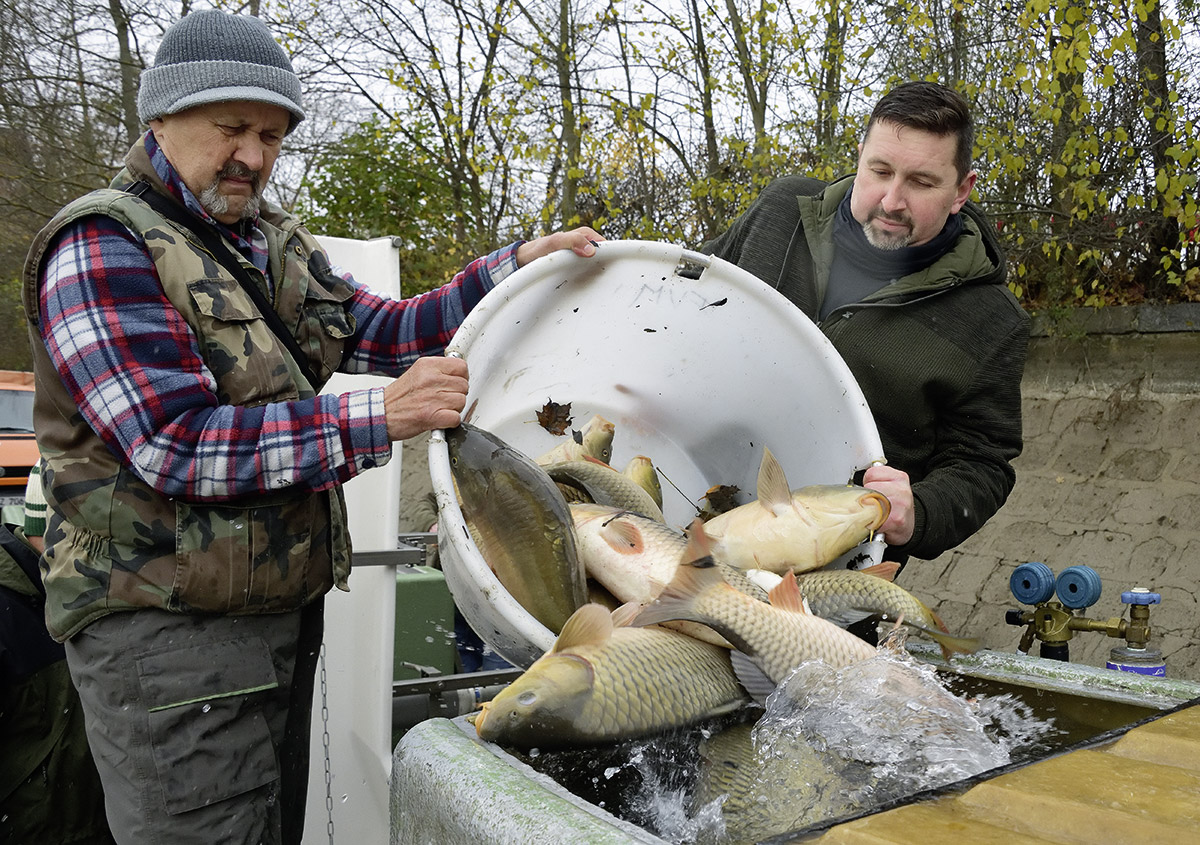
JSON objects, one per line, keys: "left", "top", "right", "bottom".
{"left": 704, "top": 81, "right": 1029, "bottom": 567}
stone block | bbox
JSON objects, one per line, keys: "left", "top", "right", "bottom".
{"left": 1160, "top": 395, "right": 1200, "bottom": 435}
{"left": 1127, "top": 536, "right": 1180, "bottom": 584}
{"left": 1048, "top": 398, "right": 1110, "bottom": 440}
{"left": 1097, "top": 397, "right": 1163, "bottom": 444}
{"left": 1051, "top": 440, "right": 1109, "bottom": 478}
{"left": 1019, "top": 397, "right": 1057, "bottom": 438}
{"left": 1113, "top": 488, "right": 1176, "bottom": 526}
{"left": 1169, "top": 452, "right": 1200, "bottom": 482}
{"left": 1015, "top": 435, "right": 1058, "bottom": 469}
{"left": 1099, "top": 447, "right": 1170, "bottom": 483}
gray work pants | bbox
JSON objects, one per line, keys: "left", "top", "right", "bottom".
{"left": 65, "top": 600, "right": 325, "bottom": 845}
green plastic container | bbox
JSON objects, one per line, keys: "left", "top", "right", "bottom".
{"left": 393, "top": 565, "right": 457, "bottom": 681}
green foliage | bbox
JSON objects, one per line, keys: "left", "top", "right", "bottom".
{"left": 295, "top": 117, "right": 474, "bottom": 294}
{"left": 2, "top": 0, "right": 1197, "bottom": 321}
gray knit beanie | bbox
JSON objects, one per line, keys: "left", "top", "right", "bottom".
{"left": 137, "top": 10, "right": 304, "bottom": 131}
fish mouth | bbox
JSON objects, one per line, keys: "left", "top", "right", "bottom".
{"left": 472, "top": 702, "right": 492, "bottom": 736}
{"left": 859, "top": 489, "right": 891, "bottom": 527}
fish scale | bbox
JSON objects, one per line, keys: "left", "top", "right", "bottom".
{"left": 636, "top": 560, "right": 877, "bottom": 688}
{"left": 475, "top": 606, "right": 747, "bottom": 749}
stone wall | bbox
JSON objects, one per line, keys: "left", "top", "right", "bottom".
{"left": 899, "top": 304, "right": 1200, "bottom": 681}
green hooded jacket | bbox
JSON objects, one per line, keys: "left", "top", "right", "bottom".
{"left": 703, "top": 174, "right": 1029, "bottom": 561}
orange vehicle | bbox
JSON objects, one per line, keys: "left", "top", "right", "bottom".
{"left": 0, "top": 371, "right": 37, "bottom": 519}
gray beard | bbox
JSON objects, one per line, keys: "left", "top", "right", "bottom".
{"left": 199, "top": 166, "right": 262, "bottom": 221}
{"left": 862, "top": 219, "right": 912, "bottom": 251}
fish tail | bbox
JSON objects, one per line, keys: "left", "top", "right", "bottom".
{"left": 887, "top": 610, "right": 977, "bottom": 659}
{"left": 930, "top": 630, "right": 981, "bottom": 660}
{"left": 928, "top": 605, "right": 952, "bottom": 634}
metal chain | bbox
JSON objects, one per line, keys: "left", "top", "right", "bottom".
{"left": 320, "top": 641, "right": 334, "bottom": 844}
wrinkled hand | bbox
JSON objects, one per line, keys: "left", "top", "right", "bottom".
{"left": 383, "top": 356, "right": 469, "bottom": 441}
{"left": 516, "top": 226, "right": 605, "bottom": 267}
{"left": 863, "top": 464, "right": 915, "bottom": 547}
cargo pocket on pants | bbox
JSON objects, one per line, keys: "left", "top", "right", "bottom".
{"left": 137, "top": 636, "right": 280, "bottom": 815}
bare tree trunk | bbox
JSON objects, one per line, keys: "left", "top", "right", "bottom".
{"left": 815, "top": 0, "right": 846, "bottom": 151}
{"left": 1134, "top": 0, "right": 1178, "bottom": 297}
{"left": 724, "top": 0, "right": 770, "bottom": 164}
{"left": 555, "top": 0, "right": 581, "bottom": 226}
{"left": 107, "top": 0, "right": 141, "bottom": 145}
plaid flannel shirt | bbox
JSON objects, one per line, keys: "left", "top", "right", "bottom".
{"left": 36, "top": 133, "right": 517, "bottom": 501}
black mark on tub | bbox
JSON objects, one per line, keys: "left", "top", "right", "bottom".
{"left": 700, "top": 297, "right": 728, "bottom": 310}
{"left": 643, "top": 327, "right": 658, "bottom": 333}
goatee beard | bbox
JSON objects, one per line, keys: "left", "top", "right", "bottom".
{"left": 862, "top": 213, "right": 912, "bottom": 251}
{"left": 199, "top": 163, "right": 262, "bottom": 221}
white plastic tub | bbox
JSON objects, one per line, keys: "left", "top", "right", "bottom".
{"left": 429, "top": 240, "right": 885, "bottom": 667}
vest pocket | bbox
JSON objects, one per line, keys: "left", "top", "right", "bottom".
{"left": 138, "top": 637, "right": 278, "bottom": 814}
{"left": 299, "top": 254, "right": 357, "bottom": 382}
{"left": 173, "top": 496, "right": 335, "bottom": 613}
{"left": 187, "top": 277, "right": 299, "bottom": 406}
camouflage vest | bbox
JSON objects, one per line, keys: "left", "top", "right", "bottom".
{"left": 22, "top": 169, "right": 356, "bottom": 641}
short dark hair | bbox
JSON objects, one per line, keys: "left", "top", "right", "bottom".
{"left": 865, "top": 81, "right": 974, "bottom": 180}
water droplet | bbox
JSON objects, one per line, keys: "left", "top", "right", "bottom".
{"left": 201, "top": 704, "right": 211, "bottom": 713}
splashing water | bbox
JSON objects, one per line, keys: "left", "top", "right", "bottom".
{"left": 653, "top": 641, "right": 1058, "bottom": 842}
{"left": 752, "top": 640, "right": 1059, "bottom": 813}
{"left": 520, "top": 640, "right": 1060, "bottom": 844}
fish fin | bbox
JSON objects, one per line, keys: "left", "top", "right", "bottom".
{"left": 629, "top": 563, "right": 716, "bottom": 627}
{"left": 860, "top": 562, "right": 901, "bottom": 582}
{"left": 883, "top": 614, "right": 979, "bottom": 658}
{"left": 629, "top": 522, "right": 725, "bottom": 627}
{"left": 729, "top": 650, "right": 775, "bottom": 704}
{"left": 598, "top": 516, "right": 644, "bottom": 554}
{"left": 610, "top": 601, "right": 642, "bottom": 628}
{"left": 766, "top": 570, "right": 809, "bottom": 614}
{"left": 686, "top": 518, "right": 714, "bottom": 558}
{"left": 755, "top": 446, "right": 791, "bottom": 511}
{"left": 553, "top": 603, "right": 614, "bottom": 651}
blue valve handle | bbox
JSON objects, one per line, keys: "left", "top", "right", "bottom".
{"left": 1056, "top": 565, "right": 1103, "bottom": 609}
{"left": 1010, "top": 562, "right": 1056, "bottom": 605}
{"left": 1121, "top": 589, "right": 1161, "bottom": 605}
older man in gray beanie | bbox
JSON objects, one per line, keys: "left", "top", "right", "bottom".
{"left": 23, "top": 9, "right": 601, "bottom": 844}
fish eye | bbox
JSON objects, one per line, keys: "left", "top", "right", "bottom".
{"left": 517, "top": 690, "right": 538, "bottom": 707}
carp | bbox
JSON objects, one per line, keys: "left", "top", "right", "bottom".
{"left": 692, "top": 722, "right": 864, "bottom": 843}
{"left": 546, "top": 458, "right": 665, "bottom": 521}
{"left": 535, "top": 414, "right": 615, "bottom": 466}
{"left": 633, "top": 522, "right": 877, "bottom": 698}
{"left": 570, "top": 503, "right": 733, "bottom": 647}
{"left": 621, "top": 455, "right": 663, "bottom": 511}
{"left": 701, "top": 447, "right": 890, "bottom": 574}
{"left": 446, "top": 423, "right": 587, "bottom": 634}
{"left": 473, "top": 603, "right": 747, "bottom": 749}
{"left": 570, "top": 503, "right": 682, "bottom": 605}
